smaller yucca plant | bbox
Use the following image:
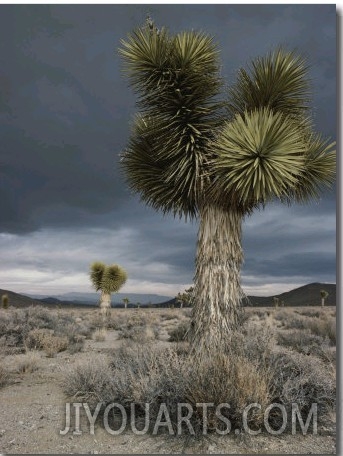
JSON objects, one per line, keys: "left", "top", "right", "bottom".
{"left": 1, "top": 294, "right": 9, "bottom": 310}
{"left": 320, "top": 289, "right": 329, "bottom": 307}
{"left": 273, "top": 297, "right": 280, "bottom": 308}
{"left": 90, "top": 262, "right": 127, "bottom": 316}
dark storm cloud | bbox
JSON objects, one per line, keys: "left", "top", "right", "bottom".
{"left": 0, "top": 4, "right": 336, "bottom": 294}
{"left": 244, "top": 252, "right": 335, "bottom": 280}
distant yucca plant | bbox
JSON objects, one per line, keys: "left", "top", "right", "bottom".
{"left": 90, "top": 262, "right": 127, "bottom": 316}
{"left": 2, "top": 294, "right": 9, "bottom": 309}
{"left": 320, "top": 289, "right": 329, "bottom": 307}
{"left": 273, "top": 297, "right": 280, "bottom": 308}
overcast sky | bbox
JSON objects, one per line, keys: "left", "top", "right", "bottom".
{"left": 0, "top": 4, "right": 336, "bottom": 297}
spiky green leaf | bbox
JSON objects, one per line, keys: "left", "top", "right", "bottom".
{"left": 119, "top": 27, "right": 223, "bottom": 218}
{"left": 285, "top": 134, "right": 336, "bottom": 203}
{"left": 90, "top": 261, "right": 106, "bottom": 291}
{"left": 101, "top": 264, "right": 127, "bottom": 294}
{"left": 228, "top": 48, "right": 310, "bottom": 118}
{"left": 211, "top": 108, "right": 308, "bottom": 208}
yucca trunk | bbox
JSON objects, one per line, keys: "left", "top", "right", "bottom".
{"left": 321, "top": 298, "right": 325, "bottom": 307}
{"left": 191, "top": 205, "right": 245, "bottom": 354}
{"left": 99, "top": 291, "right": 111, "bottom": 317}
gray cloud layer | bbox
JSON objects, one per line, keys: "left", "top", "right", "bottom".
{"left": 0, "top": 5, "right": 336, "bottom": 295}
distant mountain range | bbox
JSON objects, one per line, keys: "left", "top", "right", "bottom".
{"left": 0, "top": 282, "right": 336, "bottom": 309}
{"left": 27, "top": 292, "right": 172, "bottom": 305}
{"left": 245, "top": 282, "right": 336, "bottom": 307}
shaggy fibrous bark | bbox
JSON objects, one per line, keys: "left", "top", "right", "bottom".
{"left": 191, "top": 205, "right": 245, "bottom": 353}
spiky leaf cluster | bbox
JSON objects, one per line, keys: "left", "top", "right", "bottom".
{"left": 119, "top": 25, "right": 223, "bottom": 218}
{"left": 287, "top": 135, "right": 336, "bottom": 203}
{"left": 211, "top": 108, "right": 308, "bottom": 208}
{"left": 320, "top": 289, "right": 329, "bottom": 299}
{"left": 211, "top": 49, "right": 335, "bottom": 211}
{"left": 120, "top": 25, "right": 335, "bottom": 218}
{"left": 227, "top": 48, "right": 310, "bottom": 118}
{"left": 90, "top": 262, "right": 127, "bottom": 294}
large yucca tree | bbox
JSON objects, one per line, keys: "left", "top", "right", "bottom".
{"left": 119, "top": 22, "right": 335, "bottom": 353}
{"left": 90, "top": 262, "right": 127, "bottom": 315}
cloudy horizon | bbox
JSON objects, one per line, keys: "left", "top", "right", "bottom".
{"left": 0, "top": 4, "right": 336, "bottom": 298}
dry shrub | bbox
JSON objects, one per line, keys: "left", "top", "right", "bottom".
{"left": 110, "top": 343, "right": 187, "bottom": 422}
{"left": 251, "top": 309, "right": 270, "bottom": 319}
{"left": 296, "top": 309, "right": 324, "bottom": 318}
{"left": 0, "top": 364, "right": 9, "bottom": 387}
{"left": 61, "top": 355, "right": 114, "bottom": 404}
{"left": 277, "top": 330, "right": 335, "bottom": 364}
{"left": 62, "top": 321, "right": 336, "bottom": 436}
{"left": 186, "top": 353, "right": 270, "bottom": 432}
{"left": 25, "top": 329, "right": 68, "bottom": 357}
{"left": 44, "top": 335, "right": 69, "bottom": 357}
{"left": 26, "top": 305, "right": 59, "bottom": 330}
{"left": 93, "top": 327, "right": 107, "bottom": 342}
{"left": 248, "top": 314, "right": 261, "bottom": 323}
{"left": 62, "top": 339, "right": 272, "bottom": 435}
{"left": 169, "top": 321, "right": 190, "bottom": 342}
{"left": 25, "top": 329, "right": 52, "bottom": 350}
{"left": 230, "top": 324, "right": 275, "bottom": 365}
{"left": 16, "top": 351, "right": 40, "bottom": 374}
{"left": 305, "top": 316, "right": 336, "bottom": 345}
{"left": 270, "top": 351, "right": 336, "bottom": 427}
{"left": 160, "top": 310, "right": 180, "bottom": 321}
{"left": 273, "top": 308, "right": 292, "bottom": 322}
{"left": 116, "top": 313, "right": 159, "bottom": 342}
{"left": 277, "top": 329, "right": 325, "bottom": 349}
{"left": 117, "top": 312, "right": 149, "bottom": 330}
{"left": 0, "top": 306, "right": 88, "bottom": 353}
{"left": 282, "top": 314, "right": 307, "bottom": 330}
{"left": 67, "top": 333, "right": 86, "bottom": 354}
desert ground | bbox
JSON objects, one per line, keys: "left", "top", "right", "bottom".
{"left": 0, "top": 305, "right": 336, "bottom": 454}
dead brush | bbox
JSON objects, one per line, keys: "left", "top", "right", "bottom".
{"left": 114, "top": 312, "right": 159, "bottom": 342}
{"left": 25, "top": 329, "right": 68, "bottom": 357}
{"left": 277, "top": 329, "right": 325, "bottom": 349}
{"left": 0, "top": 364, "right": 9, "bottom": 387}
{"left": 273, "top": 308, "right": 292, "bottom": 322}
{"left": 61, "top": 355, "right": 115, "bottom": 405}
{"left": 282, "top": 314, "right": 307, "bottom": 330}
{"left": 61, "top": 322, "right": 336, "bottom": 436}
{"left": 305, "top": 316, "right": 336, "bottom": 345}
{"left": 185, "top": 353, "right": 271, "bottom": 432}
{"left": 0, "top": 306, "right": 85, "bottom": 353}
{"left": 270, "top": 351, "right": 336, "bottom": 427}
{"left": 160, "top": 310, "right": 180, "bottom": 321}
{"left": 277, "top": 330, "right": 335, "bottom": 363}
{"left": 168, "top": 320, "right": 190, "bottom": 342}
{"left": 93, "top": 327, "right": 107, "bottom": 341}
{"left": 16, "top": 351, "right": 41, "bottom": 374}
